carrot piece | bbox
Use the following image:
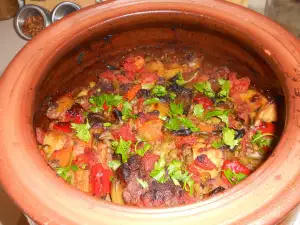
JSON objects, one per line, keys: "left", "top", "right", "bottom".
{"left": 124, "top": 84, "right": 141, "bottom": 101}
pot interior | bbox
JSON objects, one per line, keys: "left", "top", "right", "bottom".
{"left": 33, "top": 10, "right": 285, "bottom": 200}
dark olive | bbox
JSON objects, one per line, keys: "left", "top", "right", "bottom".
{"left": 136, "top": 89, "right": 151, "bottom": 98}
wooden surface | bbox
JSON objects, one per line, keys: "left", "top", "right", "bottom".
{"left": 24, "top": 0, "right": 248, "bottom": 11}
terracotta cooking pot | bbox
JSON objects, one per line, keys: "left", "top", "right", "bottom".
{"left": 0, "top": 0, "right": 299, "bottom": 224}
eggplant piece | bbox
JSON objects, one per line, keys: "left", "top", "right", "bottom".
{"left": 87, "top": 113, "right": 107, "bottom": 127}
{"left": 173, "top": 128, "right": 192, "bottom": 136}
{"left": 174, "top": 88, "right": 193, "bottom": 115}
{"left": 148, "top": 110, "right": 160, "bottom": 116}
{"left": 136, "top": 89, "right": 151, "bottom": 98}
{"left": 113, "top": 109, "right": 123, "bottom": 122}
{"left": 208, "top": 186, "right": 225, "bottom": 196}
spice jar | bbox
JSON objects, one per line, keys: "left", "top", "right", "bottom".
{"left": 14, "top": 5, "right": 51, "bottom": 41}
{"left": 0, "top": 0, "right": 19, "bottom": 21}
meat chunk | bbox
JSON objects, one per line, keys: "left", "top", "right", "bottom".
{"left": 118, "top": 155, "right": 189, "bottom": 207}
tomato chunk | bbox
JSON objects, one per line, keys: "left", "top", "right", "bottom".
{"left": 257, "top": 122, "right": 276, "bottom": 134}
{"left": 90, "top": 163, "right": 113, "bottom": 197}
{"left": 193, "top": 95, "right": 213, "bottom": 110}
{"left": 112, "top": 124, "right": 136, "bottom": 142}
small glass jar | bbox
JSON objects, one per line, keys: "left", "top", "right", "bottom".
{"left": 265, "top": 0, "right": 300, "bottom": 38}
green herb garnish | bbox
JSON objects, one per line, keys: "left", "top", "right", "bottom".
{"left": 71, "top": 120, "right": 91, "bottom": 142}
{"left": 205, "top": 109, "right": 230, "bottom": 126}
{"left": 222, "top": 127, "right": 240, "bottom": 149}
{"left": 135, "top": 142, "right": 151, "bottom": 157}
{"left": 151, "top": 85, "right": 167, "bottom": 97}
{"left": 143, "top": 97, "right": 160, "bottom": 105}
{"left": 194, "top": 81, "right": 215, "bottom": 98}
{"left": 193, "top": 104, "right": 204, "bottom": 117}
{"left": 136, "top": 178, "right": 149, "bottom": 189}
{"left": 150, "top": 157, "right": 168, "bottom": 183}
{"left": 108, "top": 160, "right": 122, "bottom": 171}
{"left": 223, "top": 169, "right": 247, "bottom": 185}
{"left": 111, "top": 137, "right": 132, "bottom": 162}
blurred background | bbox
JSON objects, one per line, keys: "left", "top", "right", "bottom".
{"left": 0, "top": 0, "right": 299, "bottom": 224}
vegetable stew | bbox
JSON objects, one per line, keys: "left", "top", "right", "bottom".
{"left": 36, "top": 52, "right": 278, "bottom": 207}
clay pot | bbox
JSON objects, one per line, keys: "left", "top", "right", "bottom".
{"left": 0, "top": 1, "right": 299, "bottom": 224}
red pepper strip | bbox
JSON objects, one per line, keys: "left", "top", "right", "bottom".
{"left": 193, "top": 95, "right": 213, "bottom": 110}
{"left": 194, "top": 154, "right": 217, "bottom": 170}
{"left": 256, "top": 122, "right": 276, "bottom": 134}
{"left": 222, "top": 160, "right": 251, "bottom": 175}
{"left": 90, "top": 163, "right": 113, "bottom": 197}
{"left": 124, "top": 84, "right": 141, "bottom": 102}
{"left": 73, "top": 148, "right": 98, "bottom": 168}
{"left": 53, "top": 122, "right": 73, "bottom": 133}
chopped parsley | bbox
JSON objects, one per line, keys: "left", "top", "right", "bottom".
{"left": 121, "top": 101, "right": 136, "bottom": 120}
{"left": 136, "top": 178, "right": 149, "bottom": 189}
{"left": 212, "top": 140, "right": 223, "bottom": 149}
{"left": 165, "top": 103, "right": 199, "bottom": 132}
{"left": 71, "top": 120, "right": 91, "bottom": 142}
{"left": 150, "top": 157, "right": 168, "bottom": 183}
{"left": 143, "top": 97, "right": 160, "bottom": 105}
{"left": 167, "top": 160, "right": 194, "bottom": 195}
{"left": 205, "top": 109, "right": 230, "bottom": 126}
{"left": 135, "top": 142, "right": 151, "bottom": 157}
{"left": 218, "top": 78, "right": 230, "bottom": 100}
{"left": 169, "top": 92, "right": 177, "bottom": 100}
{"left": 193, "top": 104, "right": 204, "bottom": 117}
{"left": 56, "top": 164, "right": 79, "bottom": 184}
{"left": 151, "top": 85, "right": 167, "bottom": 97}
{"left": 103, "top": 122, "right": 112, "bottom": 127}
{"left": 111, "top": 137, "right": 132, "bottom": 162}
{"left": 108, "top": 160, "right": 122, "bottom": 171}
{"left": 169, "top": 102, "right": 184, "bottom": 116}
{"left": 222, "top": 127, "right": 240, "bottom": 149}
{"left": 194, "top": 81, "right": 215, "bottom": 98}
{"left": 223, "top": 169, "right": 248, "bottom": 185}
{"left": 251, "top": 131, "right": 276, "bottom": 149}
{"left": 89, "top": 94, "right": 123, "bottom": 111}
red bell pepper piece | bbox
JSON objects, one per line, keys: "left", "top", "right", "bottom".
{"left": 53, "top": 122, "right": 73, "bottom": 133}
{"left": 90, "top": 163, "right": 113, "bottom": 197}
{"left": 257, "top": 122, "right": 276, "bottom": 134}
{"left": 193, "top": 95, "right": 213, "bottom": 110}
{"left": 221, "top": 160, "right": 251, "bottom": 186}
{"left": 222, "top": 160, "right": 251, "bottom": 175}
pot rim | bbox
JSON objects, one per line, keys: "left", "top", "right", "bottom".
{"left": 1, "top": 1, "right": 300, "bottom": 224}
